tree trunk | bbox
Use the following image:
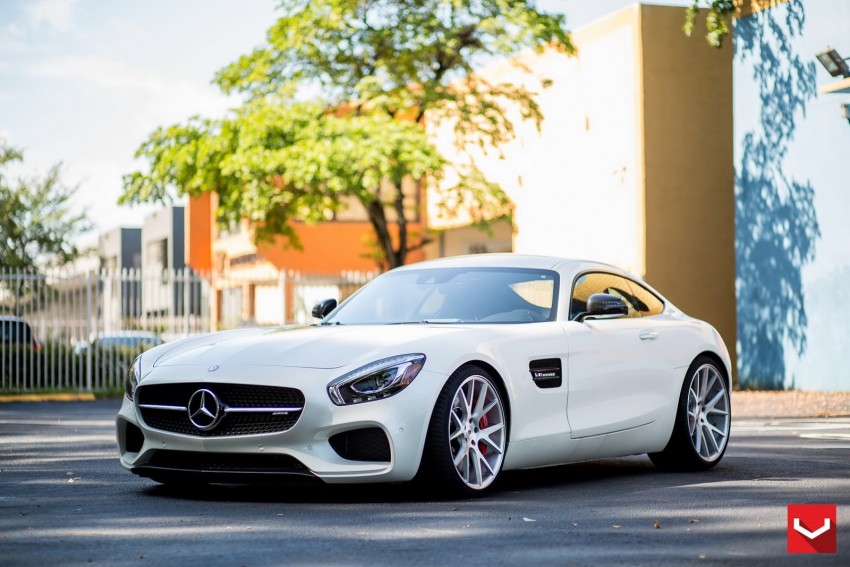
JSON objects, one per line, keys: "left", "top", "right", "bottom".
{"left": 393, "top": 180, "right": 407, "bottom": 268}
{"left": 367, "top": 199, "right": 401, "bottom": 269}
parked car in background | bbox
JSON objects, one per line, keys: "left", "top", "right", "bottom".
{"left": 75, "top": 331, "right": 162, "bottom": 356}
{"left": 0, "top": 316, "right": 42, "bottom": 350}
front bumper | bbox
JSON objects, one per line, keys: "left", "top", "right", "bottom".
{"left": 115, "top": 365, "right": 447, "bottom": 484}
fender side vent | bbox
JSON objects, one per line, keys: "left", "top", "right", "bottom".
{"left": 529, "top": 358, "right": 562, "bottom": 389}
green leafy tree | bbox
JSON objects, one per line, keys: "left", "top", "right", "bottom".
{"left": 0, "top": 138, "right": 92, "bottom": 271}
{"left": 0, "top": 138, "right": 93, "bottom": 315}
{"left": 123, "top": 0, "right": 573, "bottom": 269}
{"left": 122, "top": 99, "right": 446, "bottom": 267}
{"left": 684, "top": 1, "right": 735, "bottom": 47}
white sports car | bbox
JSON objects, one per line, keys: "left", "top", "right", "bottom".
{"left": 116, "top": 254, "right": 732, "bottom": 496}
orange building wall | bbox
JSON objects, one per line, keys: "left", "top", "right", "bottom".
{"left": 186, "top": 193, "right": 425, "bottom": 274}
{"left": 256, "top": 221, "right": 425, "bottom": 272}
{"left": 185, "top": 193, "right": 213, "bottom": 271}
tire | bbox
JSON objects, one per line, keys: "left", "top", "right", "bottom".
{"left": 419, "top": 365, "right": 508, "bottom": 497}
{"left": 649, "top": 356, "right": 731, "bottom": 471}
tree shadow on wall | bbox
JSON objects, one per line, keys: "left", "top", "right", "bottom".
{"left": 734, "top": 0, "right": 820, "bottom": 390}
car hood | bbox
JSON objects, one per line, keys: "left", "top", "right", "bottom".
{"left": 149, "top": 324, "right": 470, "bottom": 370}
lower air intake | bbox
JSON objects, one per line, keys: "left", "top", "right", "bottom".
{"left": 329, "top": 427, "right": 391, "bottom": 462}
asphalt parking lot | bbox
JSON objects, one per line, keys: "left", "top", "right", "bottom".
{"left": 1, "top": 400, "right": 848, "bottom": 566}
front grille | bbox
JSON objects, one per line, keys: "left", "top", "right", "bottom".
{"left": 329, "top": 427, "right": 391, "bottom": 462}
{"left": 144, "top": 450, "right": 308, "bottom": 474}
{"left": 136, "top": 382, "right": 304, "bottom": 437}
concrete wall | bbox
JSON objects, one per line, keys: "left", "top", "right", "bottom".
{"left": 98, "top": 227, "right": 141, "bottom": 271}
{"left": 734, "top": 0, "right": 850, "bottom": 390}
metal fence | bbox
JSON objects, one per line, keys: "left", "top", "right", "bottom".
{"left": 0, "top": 267, "right": 374, "bottom": 393}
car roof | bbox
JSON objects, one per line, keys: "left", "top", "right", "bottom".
{"left": 392, "top": 253, "right": 609, "bottom": 273}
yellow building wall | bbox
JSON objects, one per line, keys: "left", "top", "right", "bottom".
{"left": 638, "top": 4, "right": 736, "bottom": 378}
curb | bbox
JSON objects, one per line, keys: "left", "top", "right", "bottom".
{"left": 0, "top": 393, "right": 97, "bottom": 403}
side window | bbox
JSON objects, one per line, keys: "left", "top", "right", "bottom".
{"left": 626, "top": 280, "right": 665, "bottom": 316}
{"left": 570, "top": 272, "right": 641, "bottom": 319}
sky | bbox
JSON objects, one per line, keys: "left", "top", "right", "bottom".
{"left": 0, "top": 0, "right": 677, "bottom": 249}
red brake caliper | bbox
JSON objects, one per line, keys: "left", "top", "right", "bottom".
{"left": 478, "top": 402, "right": 489, "bottom": 456}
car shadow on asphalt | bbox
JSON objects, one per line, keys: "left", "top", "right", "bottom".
{"left": 141, "top": 455, "right": 721, "bottom": 504}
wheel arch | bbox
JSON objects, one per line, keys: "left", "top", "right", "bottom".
{"left": 695, "top": 350, "right": 732, "bottom": 389}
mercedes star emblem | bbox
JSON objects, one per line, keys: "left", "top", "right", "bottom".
{"left": 187, "top": 388, "right": 223, "bottom": 431}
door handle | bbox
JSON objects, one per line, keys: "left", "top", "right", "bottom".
{"left": 639, "top": 330, "right": 659, "bottom": 341}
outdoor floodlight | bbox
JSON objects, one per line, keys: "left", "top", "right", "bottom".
{"left": 816, "top": 48, "right": 850, "bottom": 78}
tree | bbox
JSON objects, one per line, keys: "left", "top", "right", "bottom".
{"left": 122, "top": 0, "right": 573, "bottom": 269}
{"left": 0, "top": 138, "right": 92, "bottom": 271}
{"left": 122, "top": 99, "right": 446, "bottom": 268}
{"left": 684, "top": 1, "right": 735, "bottom": 47}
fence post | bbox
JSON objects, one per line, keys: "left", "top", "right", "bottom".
{"left": 85, "top": 271, "right": 93, "bottom": 392}
{"left": 279, "top": 270, "right": 287, "bottom": 326}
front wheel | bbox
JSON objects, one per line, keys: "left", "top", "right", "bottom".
{"left": 419, "top": 365, "right": 508, "bottom": 497}
{"left": 649, "top": 356, "right": 731, "bottom": 471}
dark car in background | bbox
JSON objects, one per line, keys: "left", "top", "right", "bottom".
{"left": 0, "top": 316, "right": 41, "bottom": 350}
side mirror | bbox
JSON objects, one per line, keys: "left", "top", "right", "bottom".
{"left": 574, "top": 293, "right": 628, "bottom": 322}
{"left": 312, "top": 298, "right": 338, "bottom": 320}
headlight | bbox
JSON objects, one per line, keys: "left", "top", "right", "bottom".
{"left": 125, "top": 355, "right": 141, "bottom": 401}
{"left": 327, "top": 354, "right": 426, "bottom": 405}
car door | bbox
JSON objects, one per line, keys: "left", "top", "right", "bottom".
{"left": 565, "top": 272, "right": 674, "bottom": 438}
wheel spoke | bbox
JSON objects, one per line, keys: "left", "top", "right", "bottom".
{"left": 704, "top": 373, "right": 717, "bottom": 401}
{"left": 705, "top": 389, "right": 725, "bottom": 412}
{"left": 473, "top": 382, "right": 489, "bottom": 417}
{"left": 703, "top": 423, "right": 719, "bottom": 455}
{"left": 458, "top": 387, "right": 471, "bottom": 419}
{"left": 477, "top": 449, "right": 496, "bottom": 476}
{"left": 705, "top": 421, "right": 727, "bottom": 439}
{"left": 699, "top": 368, "right": 708, "bottom": 403}
{"left": 479, "top": 435, "right": 503, "bottom": 455}
{"left": 472, "top": 447, "right": 484, "bottom": 484}
{"left": 453, "top": 440, "right": 468, "bottom": 466}
{"left": 481, "top": 422, "right": 504, "bottom": 438}
{"left": 693, "top": 421, "right": 703, "bottom": 454}
{"left": 481, "top": 398, "right": 498, "bottom": 417}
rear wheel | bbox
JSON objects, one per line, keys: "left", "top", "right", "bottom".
{"left": 420, "top": 365, "right": 507, "bottom": 497}
{"left": 649, "top": 356, "right": 730, "bottom": 471}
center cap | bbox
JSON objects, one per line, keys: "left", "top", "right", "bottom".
{"left": 187, "top": 388, "right": 223, "bottom": 431}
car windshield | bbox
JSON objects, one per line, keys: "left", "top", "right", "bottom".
{"left": 324, "top": 267, "right": 559, "bottom": 325}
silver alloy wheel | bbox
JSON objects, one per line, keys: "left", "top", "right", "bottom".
{"left": 448, "top": 374, "right": 506, "bottom": 490}
{"left": 687, "top": 363, "right": 730, "bottom": 462}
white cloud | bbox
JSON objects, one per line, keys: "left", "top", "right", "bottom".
{"left": 0, "top": 22, "right": 31, "bottom": 54}
{"left": 29, "top": 55, "right": 237, "bottom": 121}
{"left": 24, "top": 0, "right": 78, "bottom": 33}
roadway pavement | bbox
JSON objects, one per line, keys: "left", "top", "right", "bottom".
{"left": 1, "top": 400, "right": 848, "bottom": 566}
